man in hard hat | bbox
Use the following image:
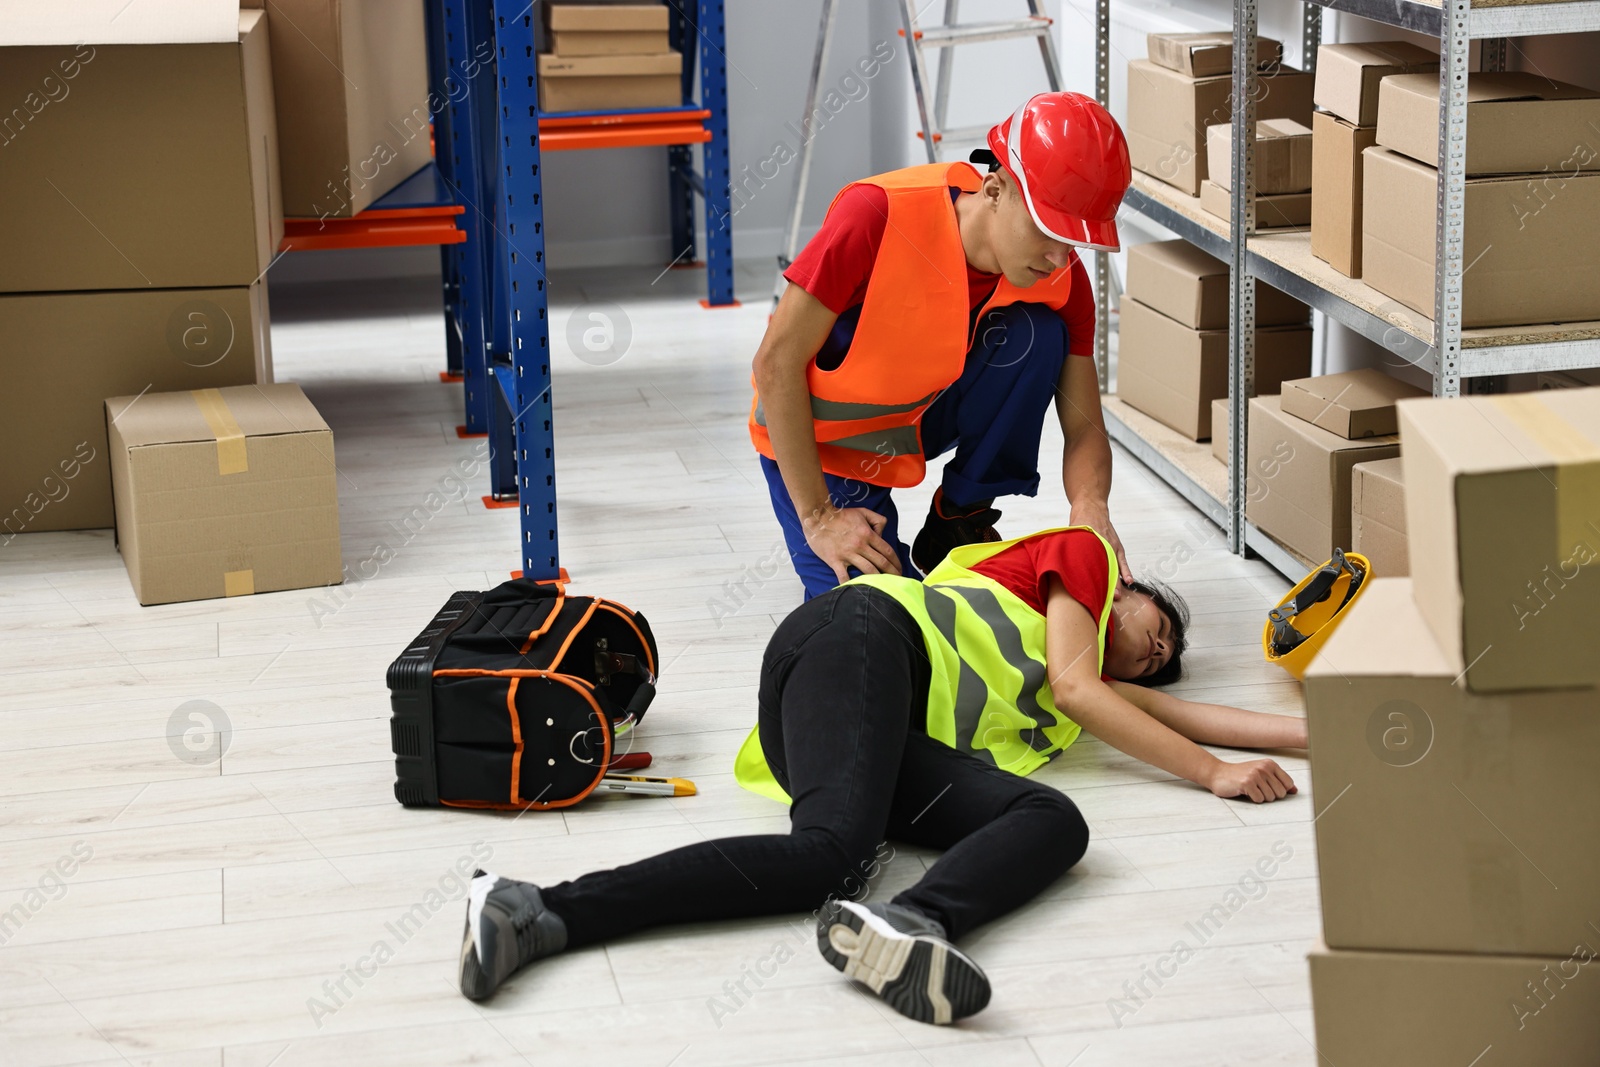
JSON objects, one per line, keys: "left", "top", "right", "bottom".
{"left": 751, "top": 92, "right": 1135, "bottom": 598}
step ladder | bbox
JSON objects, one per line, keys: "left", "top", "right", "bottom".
{"left": 773, "top": 0, "right": 1064, "bottom": 309}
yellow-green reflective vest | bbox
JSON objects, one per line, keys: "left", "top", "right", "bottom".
{"left": 734, "top": 526, "right": 1119, "bottom": 804}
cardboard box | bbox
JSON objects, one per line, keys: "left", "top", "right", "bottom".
{"left": 1199, "top": 179, "right": 1311, "bottom": 227}
{"left": 546, "top": 4, "right": 670, "bottom": 31}
{"left": 1118, "top": 298, "right": 1311, "bottom": 440}
{"left": 0, "top": 286, "right": 268, "bottom": 537}
{"left": 1362, "top": 146, "right": 1600, "bottom": 328}
{"left": 1377, "top": 72, "right": 1600, "bottom": 175}
{"left": 1351, "top": 457, "right": 1407, "bottom": 577}
{"left": 1211, "top": 397, "right": 1230, "bottom": 464}
{"left": 1127, "top": 59, "right": 1314, "bottom": 196}
{"left": 1310, "top": 941, "right": 1600, "bottom": 1066}
{"left": 1311, "top": 40, "right": 1438, "bottom": 127}
{"left": 1306, "top": 579, "right": 1600, "bottom": 954}
{"left": 1398, "top": 388, "right": 1600, "bottom": 693}
{"left": 106, "top": 383, "right": 342, "bottom": 606}
{"left": 1145, "top": 32, "right": 1282, "bottom": 78}
{"left": 549, "top": 30, "right": 670, "bottom": 55}
{"left": 1310, "top": 110, "right": 1379, "bottom": 277}
{"left": 1125, "top": 239, "right": 1309, "bottom": 330}
{"left": 0, "top": 12, "right": 281, "bottom": 293}
{"left": 1205, "top": 118, "right": 1313, "bottom": 193}
{"left": 1245, "top": 395, "right": 1400, "bottom": 561}
{"left": 243, "top": 0, "right": 432, "bottom": 218}
{"left": 537, "top": 51, "right": 682, "bottom": 112}
{"left": 1281, "top": 368, "right": 1426, "bottom": 438}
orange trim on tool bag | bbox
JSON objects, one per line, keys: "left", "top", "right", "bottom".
{"left": 595, "top": 601, "right": 656, "bottom": 675}
{"left": 545, "top": 599, "right": 600, "bottom": 674}
{"left": 518, "top": 595, "right": 565, "bottom": 655}
{"left": 432, "top": 668, "right": 595, "bottom": 688}
{"left": 507, "top": 677, "right": 525, "bottom": 804}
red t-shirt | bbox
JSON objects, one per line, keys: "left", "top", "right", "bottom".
{"left": 968, "top": 529, "right": 1115, "bottom": 661}
{"left": 784, "top": 181, "right": 1097, "bottom": 357}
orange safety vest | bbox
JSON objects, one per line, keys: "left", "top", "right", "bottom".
{"left": 750, "top": 161, "right": 1075, "bottom": 488}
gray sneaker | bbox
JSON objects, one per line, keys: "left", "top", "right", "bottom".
{"left": 458, "top": 870, "right": 568, "bottom": 1000}
{"left": 816, "top": 899, "right": 991, "bottom": 1024}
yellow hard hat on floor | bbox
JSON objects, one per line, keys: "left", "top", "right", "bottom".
{"left": 1263, "top": 548, "right": 1372, "bottom": 679}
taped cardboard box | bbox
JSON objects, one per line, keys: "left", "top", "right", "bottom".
{"left": 1310, "top": 939, "right": 1600, "bottom": 1067}
{"left": 1398, "top": 387, "right": 1600, "bottom": 693}
{"left": 1145, "top": 32, "right": 1281, "bottom": 78}
{"left": 1245, "top": 395, "right": 1399, "bottom": 562}
{"left": 1199, "top": 179, "right": 1311, "bottom": 227}
{"left": 1118, "top": 297, "right": 1311, "bottom": 441}
{"left": 537, "top": 51, "right": 681, "bottom": 112}
{"left": 241, "top": 0, "right": 431, "bottom": 218}
{"left": 1125, "top": 239, "right": 1309, "bottom": 330}
{"left": 1311, "top": 40, "right": 1437, "bottom": 127}
{"left": 1310, "top": 110, "right": 1379, "bottom": 277}
{"left": 1127, "top": 59, "right": 1313, "bottom": 196}
{"left": 106, "top": 383, "right": 342, "bottom": 606}
{"left": 1281, "top": 368, "right": 1426, "bottom": 438}
{"left": 1306, "top": 579, "right": 1600, "bottom": 955}
{"left": 546, "top": 3, "right": 669, "bottom": 55}
{"left": 1204, "top": 118, "right": 1313, "bottom": 194}
{"left": 0, "top": 11, "right": 281, "bottom": 293}
{"left": 0, "top": 285, "right": 268, "bottom": 538}
{"left": 1352, "top": 457, "right": 1406, "bottom": 577}
{"left": 1211, "top": 397, "right": 1230, "bottom": 464}
{"left": 1362, "top": 146, "right": 1600, "bottom": 328}
{"left": 1376, "top": 72, "right": 1600, "bottom": 175}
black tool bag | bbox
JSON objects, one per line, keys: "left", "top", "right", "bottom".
{"left": 387, "top": 578, "right": 659, "bottom": 810}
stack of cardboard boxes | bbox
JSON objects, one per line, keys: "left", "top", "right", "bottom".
{"left": 1201, "top": 117, "right": 1313, "bottom": 227}
{"left": 1245, "top": 368, "right": 1424, "bottom": 566}
{"left": 1304, "top": 385, "right": 1600, "bottom": 1064}
{"left": 538, "top": 3, "right": 681, "bottom": 113}
{"left": 1362, "top": 72, "right": 1600, "bottom": 326}
{"left": 1118, "top": 240, "right": 1311, "bottom": 440}
{"left": 1127, "top": 32, "right": 1313, "bottom": 198}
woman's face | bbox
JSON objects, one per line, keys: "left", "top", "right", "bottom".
{"left": 1104, "top": 586, "right": 1175, "bottom": 681}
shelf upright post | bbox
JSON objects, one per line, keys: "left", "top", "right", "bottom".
{"left": 667, "top": 1, "right": 698, "bottom": 268}
{"left": 697, "top": 0, "right": 736, "bottom": 307}
{"left": 1227, "top": 0, "right": 1260, "bottom": 554}
{"left": 1300, "top": 3, "right": 1322, "bottom": 72}
{"left": 488, "top": 1, "right": 560, "bottom": 580}
{"left": 1434, "top": 0, "right": 1470, "bottom": 399}
{"left": 1094, "top": 0, "right": 1112, "bottom": 393}
{"left": 425, "top": 0, "right": 464, "bottom": 380}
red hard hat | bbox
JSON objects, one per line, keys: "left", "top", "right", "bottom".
{"left": 986, "top": 92, "right": 1131, "bottom": 252}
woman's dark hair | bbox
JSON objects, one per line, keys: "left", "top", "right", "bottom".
{"left": 1124, "top": 579, "right": 1190, "bottom": 688}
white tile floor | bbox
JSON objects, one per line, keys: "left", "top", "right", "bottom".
{"left": 0, "top": 260, "right": 1320, "bottom": 1066}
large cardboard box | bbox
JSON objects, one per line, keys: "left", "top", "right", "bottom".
{"left": 106, "top": 383, "right": 342, "bottom": 606}
{"left": 1311, "top": 40, "right": 1437, "bottom": 127}
{"left": 1376, "top": 72, "right": 1600, "bottom": 175}
{"left": 1397, "top": 388, "right": 1600, "bottom": 693}
{"left": 537, "top": 51, "right": 682, "bottom": 112}
{"left": 1199, "top": 179, "right": 1310, "bottom": 227}
{"left": 1245, "top": 395, "right": 1400, "bottom": 561}
{"left": 242, "top": 0, "right": 432, "bottom": 219}
{"left": 1205, "top": 118, "right": 1313, "bottom": 193}
{"left": 1125, "top": 239, "right": 1308, "bottom": 329}
{"left": 546, "top": 3, "right": 670, "bottom": 55}
{"left": 1118, "top": 298, "right": 1311, "bottom": 440}
{"left": 1127, "top": 59, "right": 1314, "bottom": 196}
{"left": 1310, "top": 110, "right": 1379, "bottom": 277}
{"left": 1281, "top": 368, "right": 1426, "bottom": 438}
{"left": 1362, "top": 146, "right": 1600, "bottom": 328}
{"left": 0, "top": 12, "right": 281, "bottom": 293}
{"left": 0, "top": 286, "right": 269, "bottom": 538}
{"left": 1352, "top": 457, "right": 1407, "bottom": 577}
{"left": 1306, "top": 579, "right": 1600, "bottom": 954}
{"left": 1211, "top": 397, "right": 1230, "bottom": 464}
{"left": 1310, "top": 941, "right": 1600, "bottom": 1066}
{"left": 1145, "top": 32, "right": 1281, "bottom": 78}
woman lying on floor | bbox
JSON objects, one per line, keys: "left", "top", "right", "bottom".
{"left": 458, "top": 526, "right": 1306, "bottom": 1024}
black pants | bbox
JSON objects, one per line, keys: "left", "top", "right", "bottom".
{"left": 540, "top": 585, "right": 1090, "bottom": 948}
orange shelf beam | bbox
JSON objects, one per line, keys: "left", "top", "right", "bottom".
{"left": 538, "top": 109, "right": 713, "bottom": 152}
{"left": 280, "top": 207, "right": 466, "bottom": 252}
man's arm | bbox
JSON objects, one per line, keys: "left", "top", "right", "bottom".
{"left": 752, "top": 283, "right": 902, "bottom": 582}
{"left": 1055, "top": 354, "right": 1131, "bottom": 582}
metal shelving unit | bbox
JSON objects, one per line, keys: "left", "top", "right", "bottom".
{"left": 426, "top": 0, "right": 735, "bottom": 580}
{"left": 1094, "top": 0, "right": 1600, "bottom": 577}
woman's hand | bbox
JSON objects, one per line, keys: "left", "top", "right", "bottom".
{"left": 1205, "top": 758, "right": 1298, "bottom": 803}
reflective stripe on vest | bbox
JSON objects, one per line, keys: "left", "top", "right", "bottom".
{"left": 733, "top": 527, "right": 1118, "bottom": 804}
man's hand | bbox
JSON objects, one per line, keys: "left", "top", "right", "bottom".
{"left": 803, "top": 505, "right": 902, "bottom": 586}
{"left": 1070, "top": 499, "right": 1133, "bottom": 584}
{"left": 1206, "top": 757, "right": 1298, "bottom": 803}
